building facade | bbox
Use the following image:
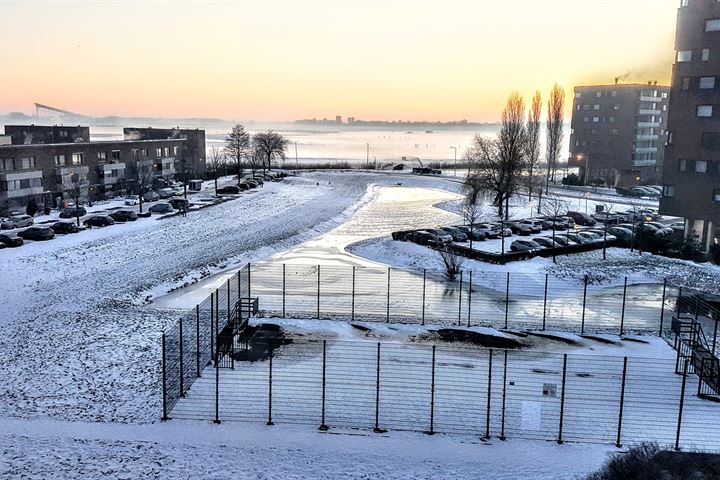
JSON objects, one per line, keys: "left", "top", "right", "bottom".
{"left": 660, "top": 0, "right": 720, "bottom": 251}
{"left": 0, "top": 125, "right": 206, "bottom": 214}
{"left": 4, "top": 125, "right": 90, "bottom": 145}
{"left": 568, "top": 83, "right": 670, "bottom": 187}
{"left": 123, "top": 127, "right": 206, "bottom": 177}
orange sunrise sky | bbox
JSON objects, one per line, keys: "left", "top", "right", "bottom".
{"left": 0, "top": 0, "right": 678, "bottom": 122}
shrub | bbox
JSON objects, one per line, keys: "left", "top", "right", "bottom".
{"left": 26, "top": 197, "right": 38, "bottom": 216}
{"left": 439, "top": 248, "right": 464, "bottom": 280}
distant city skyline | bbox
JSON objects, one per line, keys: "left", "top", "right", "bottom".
{"left": 0, "top": 0, "right": 677, "bottom": 122}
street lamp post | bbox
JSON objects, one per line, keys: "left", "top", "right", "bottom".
{"left": 450, "top": 147, "right": 457, "bottom": 176}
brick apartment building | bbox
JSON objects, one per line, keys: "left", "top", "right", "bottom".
{"left": 568, "top": 83, "right": 670, "bottom": 187}
{"left": 0, "top": 125, "right": 206, "bottom": 214}
{"left": 660, "top": 0, "right": 720, "bottom": 251}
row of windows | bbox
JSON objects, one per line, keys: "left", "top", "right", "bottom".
{"left": 677, "top": 47, "right": 713, "bottom": 63}
{"left": 678, "top": 159, "right": 720, "bottom": 174}
{"left": 0, "top": 146, "right": 181, "bottom": 171}
{"left": 681, "top": 76, "right": 718, "bottom": 91}
{"left": 0, "top": 157, "right": 37, "bottom": 171}
{"left": 575, "top": 90, "right": 667, "bottom": 99}
{"left": 0, "top": 177, "right": 43, "bottom": 192}
{"left": 663, "top": 185, "right": 720, "bottom": 204}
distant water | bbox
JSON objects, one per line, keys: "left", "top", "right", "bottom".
{"left": 89, "top": 124, "right": 570, "bottom": 166}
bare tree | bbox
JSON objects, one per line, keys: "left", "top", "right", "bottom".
{"left": 545, "top": 83, "right": 565, "bottom": 193}
{"left": 206, "top": 146, "right": 226, "bottom": 196}
{"left": 224, "top": 124, "right": 250, "bottom": 183}
{"left": 252, "top": 131, "right": 289, "bottom": 175}
{"left": 526, "top": 91, "right": 542, "bottom": 201}
{"left": 128, "top": 161, "right": 154, "bottom": 213}
{"left": 597, "top": 202, "right": 616, "bottom": 260}
{"left": 67, "top": 173, "right": 88, "bottom": 226}
{"left": 465, "top": 93, "right": 528, "bottom": 219}
{"left": 439, "top": 248, "right": 464, "bottom": 280}
{"left": 539, "top": 195, "right": 570, "bottom": 263}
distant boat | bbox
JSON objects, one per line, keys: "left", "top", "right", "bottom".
{"left": 425, "top": 130, "right": 434, "bottom": 134}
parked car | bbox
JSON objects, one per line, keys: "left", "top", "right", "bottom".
{"left": 566, "top": 211, "right": 597, "bottom": 227}
{"left": 143, "top": 191, "right": 160, "bottom": 202}
{"left": 157, "top": 188, "right": 174, "bottom": 199}
{"left": 110, "top": 210, "right": 139, "bottom": 222}
{"left": 586, "top": 229, "right": 618, "bottom": 242}
{"left": 490, "top": 223, "right": 513, "bottom": 237}
{"left": 59, "top": 207, "right": 87, "bottom": 219}
{"left": 441, "top": 227, "right": 468, "bottom": 242}
{"left": 551, "top": 236, "right": 577, "bottom": 247}
{"left": 18, "top": 226, "right": 55, "bottom": 241}
{"left": 510, "top": 239, "right": 544, "bottom": 252}
{"left": 149, "top": 202, "right": 174, "bottom": 214}
{"left": 425, "top": 229, "right": 453, "bottom": 243}
{"left": 632, "top": 186, "right": 661, "bottom": 198}
{"left": 407, "top": 230, "right": 436, "bottom": 246}
{"left": 532, "top": 217, "right": 554, "bottom": 230}
{"left": 454, "top": 226, "right": 487, "bottom": 241}
{"left": 1, "top": 214, "right": 34, "bottom": 229}
{"left": 51, "top": 221, "right": 80, "bottom": 234}
{"left": 566, "top": 232, "right": 594, "bottom": 245}
{"left": 238, "top": 182, "right": 252, "bottom": 191}
{"left": 251, "top": 177, "right": 264, "bottom": 186}
{"left": 0, "top": 233, "right": 23, "bottom": 247}
{"left": 591, "top": 212, "right": 623, "bottom": 226}
{"left": 391, "top": 230, "right": 415, "bottom": 241}
{"left": 124, "top": 195, "right": 140, "bottom": 206}
{"left": 473, "top": 223, "right": 502, "bottom": 238}
{"left": 646, "top": 222, "right": 674, "bottom": 236}
{"left": 168, "top": 198, "right": 191, "bottom": 210}
{"left": 533, "top": 237, "right": 563, "bottom": 249}
{"left": 607, "top": 227, "right": 634, "bottom": 245}
{"left": 84, "top": 215, "right": 115, "bottom": 227}
{"left": 578, "top": 231, "right": 604, "bottom": 243}
{"left": 217, "top": 185, "right": 241, "bottom": 194}
{"left": 245, "top": 180, "right": 259, "bottom": 188}
{"left": 543, "top": 216, "right": 575, "bottom": 230}
{"left": 505, "top": 220, "right": 533, "bottom": 236}
{"left": 518, "top": 219, "right": 543, "bottom": 233}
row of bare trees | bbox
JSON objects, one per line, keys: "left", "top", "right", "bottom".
{"left": 205, "top": 125, "right": 289, "bottom": 192}
{"left": 464, "top": 85, "right": 566, "bottom": 221}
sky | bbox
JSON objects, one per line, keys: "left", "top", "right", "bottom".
{"left": 0, "top": 0, "right": 678, "bottom": 122}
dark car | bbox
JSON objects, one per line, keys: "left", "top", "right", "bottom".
{"left": 441, "top": 227, "right": 468, "bottom": 242}
{"left": 566, "top": 211, "right": 597, "bottom": 227}
{"left": 607, "top": 226, "right": 634, "bottom": 245}
{"left": 245, "top": 180, "right": 259, "bottom": 188}
{"left": 157, "top": 188, "right": 174, "bottom": 199}
{"left": 18, "top": 226, "right": 55, "bottom": 241}
{"left": 238, "top": 182, "right": 252, "bottom": 191}
{"left": 251, "top": 177, "right": 264, "bottom": 186}
{"left": 149, "top": 202, "right": 174, "bottom": 214}
{"left": 391, "top": 230, "right": 415, "bottom": 241}
{"left": 0, "top": 233, "right": 23, "bottom": 247}
{"left": 510, "top": 239, "right": 544, "bottom": 252}
{"left": 84, "top": 215, "right": 115, "bottom": 227}
{"left": 407, "top": 230, "right": 436, "bottom": 246}
{"left": 455, "top": 225, "right": 487, "bottom": 241}
{"left": 505, "top": 221, "right": 533, "bottom": 236}
{"left": 110, "top": 210, "right": 139, "bottom": 222}
{"left": 59, "top": 207, "right": 87, "bottom": 219}
{"left": 51, "top": 222, "right": 80, "bottom": 234}
{"left": 142, "top": 191, "right": 160, "bottom": 202}
{"left": 168, "top": 198, "right": 190, "bottom": 210}
{"left": 552, "top": 236, "right": 577, "bottom": 247}
{"left": 533, "top": 237, "right": 562, "bottom": 249}
{"left": 217, "top": 185, "right": 241, "bottom": 194}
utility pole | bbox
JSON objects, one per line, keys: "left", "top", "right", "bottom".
{"left": 451, "top": 146, "right": 457, "bottom": 177}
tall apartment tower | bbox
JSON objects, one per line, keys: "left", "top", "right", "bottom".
{"left": 660, "top": 0, "right": 720, "bottom": 251}
{"left": 568, "top": 84, "right": 669, "bottom": 187}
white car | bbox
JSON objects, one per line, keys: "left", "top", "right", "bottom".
{"left": 1, "top": 214, "right": 34, "bottom": 230}
{"left": 124, "top": 195, "right": 140, "bottom": 206}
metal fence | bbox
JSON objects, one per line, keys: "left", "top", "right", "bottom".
{"left": 249, "top": 263, "right": 676, "bottom": 335}
{"left": 168, "top": 339, "right": 720, "bottom": 451}
{"left": 162, "top": 264, "right": 250, "bottom": 417}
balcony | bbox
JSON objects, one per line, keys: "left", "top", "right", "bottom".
{"left": 97, "top": 162, "right": 126, "bottom": 185}
{"left": 0, "top": 170, "right": 44, "bottom": 199}
{"left": 55, "top": 165, "right": 90, "bottom": 191}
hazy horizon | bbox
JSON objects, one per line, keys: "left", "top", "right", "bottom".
{"left": 0, "top": 0, "right": 677, "bottom": 122}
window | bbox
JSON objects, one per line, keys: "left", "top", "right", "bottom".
{"left": 583, "top": 117, "right": 589, "bottom": 123}
{"left": 164, "top": 147, "right": 170, "bottom": 157}
{"left": 19, "top": 156, "right": 36, "bottom": 169}
{"left": 613, "top": 104, "right": 621, "bottom": 110}
{"left": 681, "top": 0, "right": 688, "bottom": 6}
{"left": 141, "top": 148, "right": 148, "bottom": 157}
{"left": 698, "top": 105, "right": 713, "bottom": 117}
{"left": 609, "top": 116, "right": 615, "bottom": 123}
{"left": 54, "top": 154, "right": 66, "bottom": 166}
{"left": 703, "top": 49, "right": 711, "bottom": 61}
{"left": 592, "top": 117, "right": 600, "bottom": 123}
{"left": 714, "top": 190, "right": 720, "bottom": 203}
{"left": 593, "top": 104, "right": 600, "bottom": 110}
{"left": 173, "top": 146, "right": 179, "bottom": 156}
{"left": 97, "top": 151, "right": 107, "bottom": 161}
{"left": 700, "top": 77, "right": 716, "bottom": 89}
{"left": 71, "top": 153, "right": 83, "bottom": 165}
{"left": 610, "top": 128, "right": 619, "bottom": 135}
{"left": 682, "top": 77, "right": 691, "bottom": 90}
{"left": 583, "top": 104, "right": 591, "bottom": 110}
{"left": 131, "top": 149, "right": 139, "bottom": 159}
{"left": 677, "top": 50, "right": 693, "bottom": 62}
{"left": 611, "top": 91, "right": 617, "bottom": 97}
{"left": 662, "top": 92, "right": 668, "bottom": 98}
{"left": 575, "top": 92, "right": 582, "bottom": 99}
{"left": 679, "top": 159, "right": 688, "bottom": 171}
{"left": 663, "top": 185, "right": 675, "bottom": 197}
{"left": 706, "top": 19, "right": 720, "bottom": 32}
{"left": 111, "top": 150, "right": 121, "bottom": 161}
{"left": 595, "top": 91, "right": 602, "bottom": 98}
{"left": 696, "top": 160, "right": 708, "bottom": 173}
{"left": 156, "top": 148, "right": 163, "bottom": 157}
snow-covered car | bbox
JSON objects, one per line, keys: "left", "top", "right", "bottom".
{"left": 454, "top": 225, "right": 487, "bottom": 241}
{"left": 518, "top": 219, "right": 543, "bottom": 233}
{"left": 425, "top": 229, "right": 453, "bottom": 243}
{"left": 1, "top": 214, "right": 33, "bottom": 230}
{"left": 578, "top": 231, "right": 603, "bottom": 243}
{"left": 143, "top": 191, "right": 160, "bottom": 202}
{"left": 551, "top": 236, "right": 577, "bottom": 247}
{"left": 473, "top": 223, "right": 502, "bottom": 238}
{"left": 124, "top": 195, "right": 140, "bottom": 206}
{"left": 441, "top": 227, "right": 468, "bottom": 242}
{"left": 586, "top": 230, "right": 617, "bottom": 242}
{"left": 646, "top": 222, "right": 674, "bottom": 236}
{"left": 510, "top": 239, "right": 544, "bottom": 252}
{"left": 566, "top": 232, "right": 594, "bottom": 245}
{"left": 149, "top": 202, "right": 174, "bottom": 214}
{"left": 532, "top": 237, "right": 562, "bottom": 249}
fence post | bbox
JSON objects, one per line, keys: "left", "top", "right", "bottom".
{"left": 267, "top": 348, "right": 274, "bottom": 425}
{"left": 427, "top": 345, "right": 436, "bottom": 435}
{"left": 422, "top": 269, "right": 427, "bottom": 326}
{"left": 620, "top": 277, "right": 628, "bottom": 336}
{"left": 659, "top": 278, "right": 668, "bottom": 336}
{"left": 675, "top": 358, "right": 689, "bottom": 451}
{"left": 373, "top": 342, "right": 385, "bottom": 433}
{"left": 319, "top": 340, "right": 329, "bottom": 431}
{"left": 458, "top": 271, "right": 463, "bottom": 326}
{"left": 213, "top": 358, "right": 221, "bottom": 424}
{"left": 542, "top": 273, "right": 549, "bottom": 330}
{"left": 467, "top": 271, "right": 473, "bottom": 327}
{"left": 386, "top": 267, "right": 391, "bottom": 323}
{"left": 282, "top": 263, "right": 286, "bottom": 318}
{"left": 227, "top": 280, "right": 230, "bottom": 323}
{"left": 558, "top": 353, "right": 568, "bottom": 444}
{"left": 210, "top": 292, "right": 215, "bottom": 362}
{"left": 161, "top": 333, "right": 168, "bottom": 420}
{"left": 351, "top": 266, "right": 356, "bottom": 321}
{"left": 485, "top": 349, "right": 493, "bottom": 439}
{"left": 317, "top": 265, "right": 321, "bottom": 319}
{"left": 697, "top": 357, "right": 705, "bottom": 396}
{"left": 581, "top": 276, "right": 588, "bottom": 334}
{"left": 616, "top": 356, "right": 628, "bottom": 447}
{"left": 237, "top": 270, "right": 241, "bottom": 312}
{"left": 500, "top": 350, "right": 507, "bottom": 440}
{"left": 713, "top": 312, "right": 719, "bottom": 355}
{"left": 196, "top": 305, "right": 201, "bottom": 377}
{"left": 504, "top": 272, "right": 510, "bottom": 329}
{"left": 248, "top": 262, "right": 251, "bottom": 299}
{"left": 179, "top": 318, "right": 185, "bottom": 398}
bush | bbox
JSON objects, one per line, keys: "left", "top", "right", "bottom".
{"left": 26, "top": 197, "right": 38, "bottom": 216}
{"left": 439, "top": 248, "right": 464, "bottom": 280}
{"left": 562, "top": 173, "right": 580, "bottom": 186}
{"left": 710, "top": 243, "right": 720, "bottom": 266}
{"left": 679, "top": 234, "right": 705, "bottom": 262}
